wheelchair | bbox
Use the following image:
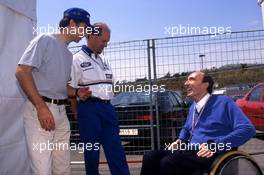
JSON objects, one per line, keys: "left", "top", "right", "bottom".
{"left": 201, "top": 150, "right": 263, "bottom": 175}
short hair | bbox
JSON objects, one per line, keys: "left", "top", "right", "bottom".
{"left": 92, "top": 22, "right": 111, "bottom": 35}
{"left": 59, "top": 18, "right": 83, "bottom": 28}
{"left": 202, "top": 74, "right": 214, "bottom": 94}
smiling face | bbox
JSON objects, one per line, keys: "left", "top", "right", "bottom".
{"left": 184, "top": 71, "right": 209, "bottom": 102}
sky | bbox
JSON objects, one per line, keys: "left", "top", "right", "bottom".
{"left": 37, "top": 0, "right": 263, "bottom": 43}
{"left": 35, "top": 0, "right": 264, "bottom": 81}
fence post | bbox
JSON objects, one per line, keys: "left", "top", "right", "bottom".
{"left": 152, "top": 39, "right": 161, "bottom": 150}
{"left": 147, "top": 40, "right": 155, "bottom": 150}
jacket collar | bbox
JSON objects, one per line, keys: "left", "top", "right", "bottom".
{"left": 81, "top": 45, "right": 93, "bottom": 57}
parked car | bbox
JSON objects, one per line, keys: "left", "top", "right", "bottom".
{"left": 111, "top": 90, "right": 188, "bottom": 154}
{"left": 231, "top": 94, "right": 244, "bottom": 102}
{"left": 236, "top": 82, "right": 264, "bottom": 131}
{"left": 212, "top": 84, "right": 250, "bottom": 97}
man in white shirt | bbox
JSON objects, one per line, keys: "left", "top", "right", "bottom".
{"left": 68, "top": 22, "right": 130, "bottom": 175}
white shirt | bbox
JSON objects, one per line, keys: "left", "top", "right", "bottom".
{"left": 195, "top": 93, "right": 210, "bottom": 113}
{"left": 68, "top": 46, "right": 114, "bottom": 100}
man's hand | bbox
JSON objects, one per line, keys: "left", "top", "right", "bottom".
{"left": 197, "top": 143, "right": 215, "bottom": 158}
{"left": 37, "top": 105, "right": 55, "bottom": 131}
{"left": 168, "top": 139, "right": 181, "bottom": 150}
{"left": 16, "top": 65, "right": 55, "bottom": 131}
{"left": 77, "top": 87, "right": 92, "bottom": 101}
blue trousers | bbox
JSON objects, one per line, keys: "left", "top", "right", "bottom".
{"left": 78, "top": 100, "right": 130, "bottom": 175}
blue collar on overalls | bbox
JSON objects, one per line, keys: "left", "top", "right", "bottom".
{"left": 81, "top": 45, "right": 93, "bottom": 57}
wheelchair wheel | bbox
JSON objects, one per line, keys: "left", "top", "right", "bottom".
{"left": 210, "top": 151, "right": 263, "bottom": 175}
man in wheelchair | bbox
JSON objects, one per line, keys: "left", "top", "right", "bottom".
{"left": 140, "top": 71, "right": 256, "bottom": 175}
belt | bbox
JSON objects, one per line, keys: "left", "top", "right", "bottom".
{"left": 87, "top": 97, "right": 111, "bottom": 104}
{"left": 42, "top": 96, "right": 68, "bottom": 105}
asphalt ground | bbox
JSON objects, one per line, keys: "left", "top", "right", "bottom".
{"left": 71, "top": 136, "right": 264, "bottom": 175}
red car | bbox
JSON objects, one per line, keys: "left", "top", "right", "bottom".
{"left": 236, "top": 82, "right": 264, "bottom": 131}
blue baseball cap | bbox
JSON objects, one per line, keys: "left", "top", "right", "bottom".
{"left": 63, "top": 8, "right": 91, "bottom": 27}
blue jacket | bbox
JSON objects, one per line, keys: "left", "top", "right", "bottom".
{"left": 179, "top": 95, "right": 256, "bottom": 148}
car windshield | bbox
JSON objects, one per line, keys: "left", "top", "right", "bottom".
{"left": 111, "top": 92, "right": 155, "bottom": 106}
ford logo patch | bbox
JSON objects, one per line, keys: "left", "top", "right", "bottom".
{"left": 80, "top": 62, "right": 91, "bottom": 68}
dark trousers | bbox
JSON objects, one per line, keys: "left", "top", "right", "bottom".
{"left": 140, "top": 150, "right": 219, "bottom": 175}
{"left": 78, "top": 101, "right": 130, "bottom": 175}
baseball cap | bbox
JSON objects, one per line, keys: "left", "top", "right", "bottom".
{"left": 63, "top": 8, "right": 91, "bottom": 27}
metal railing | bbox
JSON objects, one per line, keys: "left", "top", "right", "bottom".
{"left": 68, "top": 30, "right": 264, "bottom": 174}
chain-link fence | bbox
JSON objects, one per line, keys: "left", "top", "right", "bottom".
{"left": 69, "top": 30, "right": 264, "bottom": 174}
